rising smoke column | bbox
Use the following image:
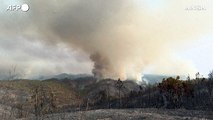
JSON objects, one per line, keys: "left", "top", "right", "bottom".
{"left": 90, "top": 53, "right": 110, "bottom": 80}
{"left": 1, "top": 0, "right": 213, "bottom": 81}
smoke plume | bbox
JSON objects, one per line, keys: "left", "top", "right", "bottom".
{"left": 1, "top": 0, "right": 213, "bottom": 80}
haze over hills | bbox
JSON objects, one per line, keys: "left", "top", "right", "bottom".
{"left": 142, "top": 74, "right": 187, "bottom": 84}
{"left": 35, "top": 73, "right": 93, "bottom": 80}
{"left": 0, "top": 0, "right": 213, "bottom": 119}
{"left": 0, "top": 71, "right": 187, "bottom": 86}
{"left": 35, "top": 73, "right": 180, "bottom": 85}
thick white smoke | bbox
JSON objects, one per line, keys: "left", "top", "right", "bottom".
{"left": 1, "top": 0, "right": 213, "bottom": 81}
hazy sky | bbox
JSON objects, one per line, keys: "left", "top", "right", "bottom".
{"left": 0, "top": 0, "right": 212, "bottom": 80}
{"left": 139, "top": 0, "right": 213, "bottom": 77}
{"left": 137, "top": 0, "right": 213, "bottom": 77}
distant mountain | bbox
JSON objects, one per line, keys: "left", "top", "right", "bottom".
{"left": 142, "top": 74, "right": 186, "bottom": 85}
{"left": 142, "top": 74, "right": 169, "bottom": 84}
{"left": 37, "top": 73, "right": 93, "bottom": 80}
{"left": 36, "top": 73, "right": 184, "bottom": 85}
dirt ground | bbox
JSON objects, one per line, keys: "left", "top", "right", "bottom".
{"left": 20, "top": 108, "right": 213, "bottom": 120}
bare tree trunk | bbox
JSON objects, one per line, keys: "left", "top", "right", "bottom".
{"left": 107, "top": 84, "right": 110, "bottom": 109}
{"left": 162, "top": 93, "right": 168, "bottom": 108}
{"left": 86, "top": 99, "right": 89, "bottom": 111}
{"left": 119, "top": 89, "right": 121, "bottom": 108}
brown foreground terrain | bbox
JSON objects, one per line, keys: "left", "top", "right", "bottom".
{"left": 31, "top": 108, "right": 213, "bottom": 120}
{"left": 0, "top": 77, "right": 213, "bottom": 120}
{"left": 1, "top": 105, "right": 212, "bottom": 120}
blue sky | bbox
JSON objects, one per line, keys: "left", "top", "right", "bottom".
{"left": 177, "top": 34, "right": 213, "bottom": 77}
